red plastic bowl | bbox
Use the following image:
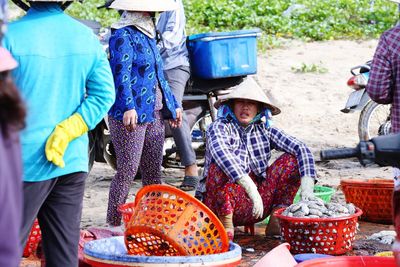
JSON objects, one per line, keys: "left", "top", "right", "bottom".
{"left": 296, "top": 256, "right": 395, "bottom": 266}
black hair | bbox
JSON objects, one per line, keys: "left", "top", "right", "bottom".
{"left": 0, "top": 71, "right": 26, "bottom": 136}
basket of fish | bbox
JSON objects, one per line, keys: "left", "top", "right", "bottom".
{"left": 274, "top": 199, "right": 362, "bottom": 255}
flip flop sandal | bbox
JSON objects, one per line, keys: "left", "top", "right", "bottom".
{"left": 179, "top": 175, "right": 199, "bottom": 191}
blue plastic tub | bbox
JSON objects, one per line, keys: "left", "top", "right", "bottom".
{"left": 294, "top": 253, "right": 334, "bottom": 263}
{"left": 187, "top": 29, "right": 261, "bottom": 79}
{"left": 83, "top": 236, "right": 242, "bottom": 266}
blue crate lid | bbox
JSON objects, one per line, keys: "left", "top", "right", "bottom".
{"left": 188, "top": 28, "right": 261, "bottom": 42}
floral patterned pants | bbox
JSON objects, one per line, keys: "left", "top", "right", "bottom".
{"left": 203, "top": 153, "right": 301, "bottom": 226}
{"left": 106, "top": 114, "right": 164, "bottom": 226}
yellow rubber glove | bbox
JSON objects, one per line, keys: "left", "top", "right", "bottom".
{"left": 45, "top": 113, "right": 89, "bottom": 168}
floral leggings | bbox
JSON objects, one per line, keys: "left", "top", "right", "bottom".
{"left": 106, "top": 113, "right": 164, "bottom": 226}
{"left": 203, "top": 153, "right": 301, "bottom": 226}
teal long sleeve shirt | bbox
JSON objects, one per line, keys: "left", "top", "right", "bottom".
{"left": 3, "top": 3, "right": 115, "bottom": 182}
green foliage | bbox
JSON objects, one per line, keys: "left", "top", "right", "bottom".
{"left": 23, "top": 0, "right": 398, "bottom": 47}
{"left": 183, "top": 0, "right": 398, "bottom": 45}
{"left": 67, "top": 0, "right": 119, "bottom": 27}
{"left": 291, "top": 62, "right": 328, "bottom": 73}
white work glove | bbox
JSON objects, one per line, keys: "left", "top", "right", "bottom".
{"left": 300, "top": 176, "right": 316, "bottom": 201}
{"left": 237, "top": 175, "right": 263, "bottom": 219}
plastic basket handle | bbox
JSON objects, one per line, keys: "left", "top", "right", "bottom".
{"left": 167, "top": 204, "right": 196, "bottom": 238}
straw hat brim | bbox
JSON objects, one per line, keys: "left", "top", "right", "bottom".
{"left": 0, "top": 47, "right": 18, "bottom": 72}
{"left": 109, "top": 0, "right": 177, "bottom": 12}
{"left": 215, "top": 97, "right": 281, "bottom": 116}
{"left": 214, "top": 77, "right": 281, "bottom": 116}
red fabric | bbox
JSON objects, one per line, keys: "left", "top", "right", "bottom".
{"left": 394, "top": 190, "right": 400, "bottom": 238}
{"left": 203, "top": 153, "right": 301, "bottom": 226}
{"left": 77, "top": 227, "right": 123, "bottom": 266}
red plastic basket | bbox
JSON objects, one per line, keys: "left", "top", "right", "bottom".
{"left": 275, "top": 207, "right": 363, "bottom": 255}
{"left": 23, "top": 219, "right": 42, "bottom": 257}
{"left": 341, "top": 178, "right": 393, "bottom": 224}
{"left": 118, "top": 202, "right": 135, "bottom": 229}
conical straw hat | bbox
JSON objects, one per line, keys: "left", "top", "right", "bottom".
{"left": 215, "top": 77, "right": 281, "bottom": 115}
{"left": 109, "top": 0, "right": 177, "bottom": 12}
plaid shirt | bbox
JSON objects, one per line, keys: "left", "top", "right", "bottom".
{"left": 366, "top": 25, "right": 400, "bottom": 133}
{"left": 198, "top": 117, "right": 317, "bottom": 193}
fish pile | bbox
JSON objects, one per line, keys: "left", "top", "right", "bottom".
{"left": 282, "top": 198, "right": 356, "bottom": 218}
{"left": 367, "top": 230, "right": 396, "bottom": 245}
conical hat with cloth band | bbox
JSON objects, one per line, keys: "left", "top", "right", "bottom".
{"left": 214, "top": 77, "right": 281, "bottom": 115}
{"left": 109, "top": 0, "right": 177, "bottom": 12}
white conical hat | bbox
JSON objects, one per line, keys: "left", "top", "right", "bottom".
{"left": 215, "top": 77, "right": 281, "bottom": 115}
{"left": 109, "top": 0, "right": 177, "bottom": 12}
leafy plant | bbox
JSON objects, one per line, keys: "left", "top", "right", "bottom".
{"left": 291, "top": 62, "right": 328, "bottom": 73}
{"left": 9, "top": 0, "right": 399, "bottom": 49}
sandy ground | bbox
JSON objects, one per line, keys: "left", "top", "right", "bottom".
{"left": 82, "top": 39, "right": 393, "bottom": 231}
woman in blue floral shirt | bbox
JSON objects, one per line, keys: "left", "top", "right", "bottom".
{"left": 106, "top": 0, "right": 182, "bottom": 227}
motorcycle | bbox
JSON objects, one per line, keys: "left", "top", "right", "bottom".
{"left": 320, "top": 133, "right": 400, "bottom": 168}
{"left": 341, "top": 61, "right": 392, "bottom": 141}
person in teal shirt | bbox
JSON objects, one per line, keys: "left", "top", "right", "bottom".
{"left": 3, "top": 0, "right": 115, "bottom": 265}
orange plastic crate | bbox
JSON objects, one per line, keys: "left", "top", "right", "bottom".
{"left": 341, "top": 178, "right": 393, "bottom": 224}
{"left": 124, "top": 185, "right": 229, "bottom": 256}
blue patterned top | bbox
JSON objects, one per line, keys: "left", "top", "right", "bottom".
{"left": 108, "top": 26, "right": 179, "bottom": 123}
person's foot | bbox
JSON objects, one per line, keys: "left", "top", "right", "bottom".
{"left": 185, "top": 164, "right": 199, "bottom": 177}
{"left": 179, "top": 164, "right": 199, "bottom": 191}
{"left": 265, "top": 210, "right": 281, "bottom": 237}
{"left": 226, "top": 228, "right": 235, "bottom": 241}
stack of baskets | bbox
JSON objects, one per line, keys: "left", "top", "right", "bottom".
{"left": 124, "top": 185, "right": 229, "bottom": 256}
{"left": 341, "top": 178, "right": 393, "bottom": 224}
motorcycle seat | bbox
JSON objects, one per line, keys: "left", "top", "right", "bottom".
{"left": 185, "top": 76, "right": 244, "bottom": 95}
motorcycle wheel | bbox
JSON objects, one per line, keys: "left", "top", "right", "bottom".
{"left": 358, "top": 101, "right": 391, "bottom": 141}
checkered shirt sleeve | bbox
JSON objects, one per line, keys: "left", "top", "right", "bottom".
{"left": 206, "top": 120, "right": 248, "bottom": 182}
{"left": 267, "top": 126, "right": 317, "bottom": 178}
{"left": 366, "top": 33, "right": 394, "bottom": 105}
